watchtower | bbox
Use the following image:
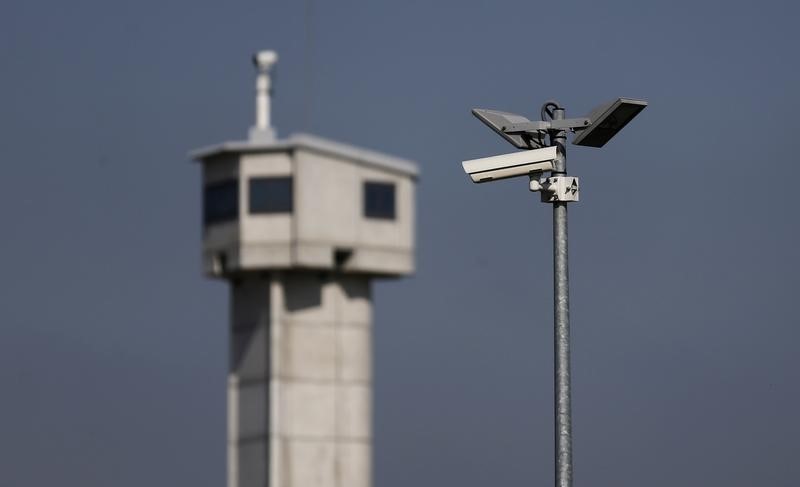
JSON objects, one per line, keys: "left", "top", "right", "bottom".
{"left": 190, "top": 51, "right": 417, "bottom": 487}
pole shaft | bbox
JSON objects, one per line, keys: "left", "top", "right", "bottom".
{"left": 551, "top": 108, "right": 573, "bottom": 487}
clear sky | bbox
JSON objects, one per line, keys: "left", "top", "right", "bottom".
{"left": 1, "top": 1, "right": 799, "bottom": 486}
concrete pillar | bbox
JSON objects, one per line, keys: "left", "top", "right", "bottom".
{"left": 228, "top": 272, "right": 372, "bottom": 487}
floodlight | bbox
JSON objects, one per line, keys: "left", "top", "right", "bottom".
{"left": 472, "top": 108, "right": 544, "bottom": 149}
{"left": 572, "top": 98, "right": 647, "bottom": 147}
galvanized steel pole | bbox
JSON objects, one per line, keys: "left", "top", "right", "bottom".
{"left": 551, "top": 107, "right": 573, "bottom": 487}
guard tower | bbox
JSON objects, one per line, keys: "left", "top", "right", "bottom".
{"left": 190, "top": 51, "right": 417, "bottom": 487}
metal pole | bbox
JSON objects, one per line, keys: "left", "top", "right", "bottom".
{"left": 551, "top": 107, "right": 573, "bottom": 487}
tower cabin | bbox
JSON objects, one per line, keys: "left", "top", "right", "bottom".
{"left": 192, "top": 133, "right": 417, "bottom": 277}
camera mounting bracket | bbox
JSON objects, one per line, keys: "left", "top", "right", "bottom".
{"left": 530, "top": 175, "right": 580, "bottom": 203}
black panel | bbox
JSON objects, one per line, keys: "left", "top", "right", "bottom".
{"left": 249, "top": 177, "right": 293, "bottom": 214}
{"left": 574, "top": 101, "right": 647, "bottom": 148}
{"left": 364, "top": 182, "right": 396, "bottom": 220}
{"left": 204, "top": 180, "right": 239, "bottom": 224}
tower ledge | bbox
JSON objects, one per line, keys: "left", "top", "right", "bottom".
{"left": 191, "top": 133, "right": 419, "bottom": 180}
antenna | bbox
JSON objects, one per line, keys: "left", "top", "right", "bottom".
{"left": 250, "top": 50, "right": 278, "bottom": 142}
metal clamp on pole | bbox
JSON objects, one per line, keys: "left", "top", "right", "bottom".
{"left": 529, "top": 175, "right": 580, "bottom": 203}
{"left": 541, "top": 176, "right": 580, "bottom": 203}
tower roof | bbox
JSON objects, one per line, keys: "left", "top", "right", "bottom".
{"left": 191, "top": 133, "right": 419, "bottom": 179}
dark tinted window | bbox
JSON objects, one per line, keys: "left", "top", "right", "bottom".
{"left": 364, "top": 182, "right": 395, "bottom": 220}
{"left": 249, "top": 177, "right": 293, "bottom": 214}
{"left": 204, "top": 180, "right": 239, "bottom": 224}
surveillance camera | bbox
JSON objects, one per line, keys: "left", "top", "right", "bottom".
{"left": 462, "top": 146, "right": 557, "bottom": 183}
{"left": 253, "top": 50, "right": 278, "bottom": 70}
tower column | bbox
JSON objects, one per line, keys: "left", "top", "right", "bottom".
{"left": 228, "top": 272, "right": 373, "bottom": 487}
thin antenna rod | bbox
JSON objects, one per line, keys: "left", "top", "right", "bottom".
{"left": 303, "top": 0, "right": 316, "bottom": 131}
{"left": 250, "top": 50, "right": 278, "bottom": 142}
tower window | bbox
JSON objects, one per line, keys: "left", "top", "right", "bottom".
{"left": 364, "top": 181, "right": 396, "bottom": 220}
{"left": 204, "top": 180, "right": 239, "bottom": 224}
{"left": 249, "top": 177, "right": 293, "bottom": 214}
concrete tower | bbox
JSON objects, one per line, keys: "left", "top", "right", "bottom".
{"left": 190, "top": 51, "right": 418, "bottom": 487}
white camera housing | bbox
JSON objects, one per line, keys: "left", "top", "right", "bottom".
{"left": 462, "top": 146, "right": 557, "bottom": 183}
